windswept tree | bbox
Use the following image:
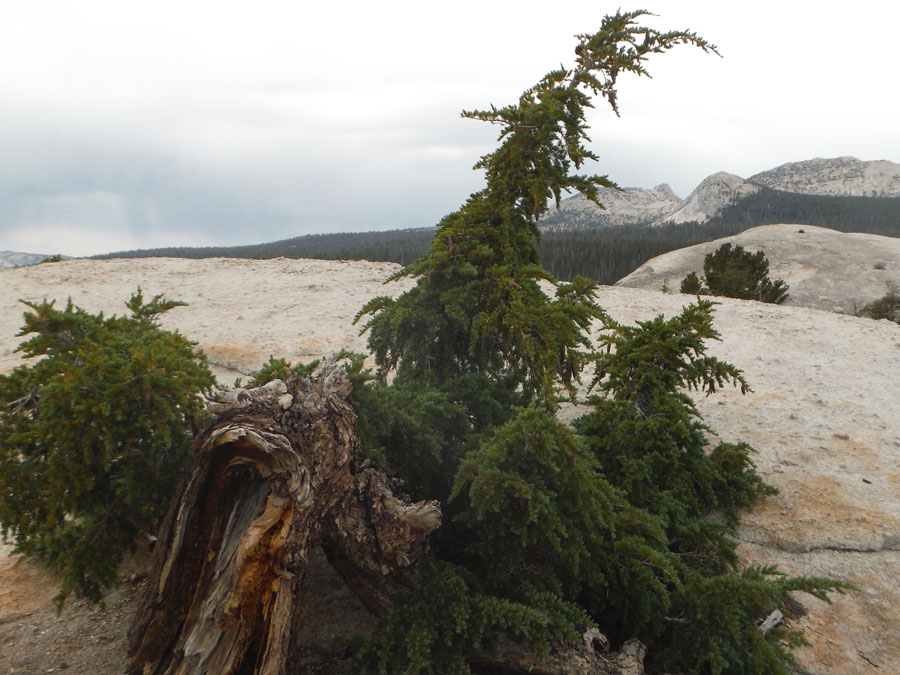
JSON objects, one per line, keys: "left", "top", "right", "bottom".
{"left": 119, "top": 11, "right": 847, "bottom": 675}
{"left": 357, "top": 11, "right": 719, "bottom": 404}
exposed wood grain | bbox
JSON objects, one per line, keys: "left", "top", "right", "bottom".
{"left": 127, "top": 361, "right": 440, "bottom": 675}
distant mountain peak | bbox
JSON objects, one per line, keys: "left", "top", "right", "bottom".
{"left": 538, "top": 156, "right": 900, "bottom": 231}
{"left": 660, "top": 172, "right": 760, "bottom": 224}
{"left": 539, "top": 183, "right": 682, "bottom": 230}
{"left": 749, "top": 157, "right": 900, "bottom": 197}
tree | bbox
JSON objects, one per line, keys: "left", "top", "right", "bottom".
{"left": 575, "top": 301, "right": 847, "bottom": 673}
{"left": 347, "top": 10, "right": 841, "bottom": 674}
{"left": 124, "top": 11, "right": 847, "bottom": 674}
{"left": 679, "top": 270, "right": 704, "bottom": 294}
{"left": 0, "top": 290, "right": 214, "bottom": 607}
{"left": 683, "top": 242, "right": 789, "bottom": 303}
{"left": 127, "top": 362, "right": 443, "bottom": 675}
{"left": 356, "top": 10, "right": 719, "bottom": 405}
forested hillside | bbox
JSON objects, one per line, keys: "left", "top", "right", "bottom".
{"left": 96, "top": 188, "right": 899, "bottom": 285}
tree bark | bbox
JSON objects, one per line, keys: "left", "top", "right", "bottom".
{"left": 127, "top": 362, "right": 440, "bottom": 675}
{"left": 128, "top": 360, "right": 645, "bottom": 675}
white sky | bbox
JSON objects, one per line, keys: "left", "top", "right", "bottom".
{"left": 2, "top": 0, "right": 898, "bottom": 256}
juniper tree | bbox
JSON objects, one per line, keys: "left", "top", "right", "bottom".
{"left": 679, "top": 270, "right": 705, "bottom": 294}
{"left": 574, "top": 300, "right": 848, "bottom": 673}
{"left": 682, "top": 242, "right": 789, "bottom": 303}
{"left": 857, "top": 282, "right": 900, "bottom": 323}
{"left": 357, "top": 10, "right": 718, "bottom": 405}
{"left": 350, "top": 9, "right": 729, "bottom": 673}
{"left": 346, "top": 12, "right": 847, "bottom": 660}
{"left": 0, "top": 290, "right": 213, "bottom": 607}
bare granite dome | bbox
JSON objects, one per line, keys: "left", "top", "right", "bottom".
{"left": 617, "top": 223, "right": 900, "bottom": 315}
{"left": 1, "top": 256, "right": 899, "bottom": 673}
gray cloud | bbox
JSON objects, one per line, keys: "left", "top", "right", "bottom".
{"left": 2, "top": 1, "right": 899, "bottom": 256}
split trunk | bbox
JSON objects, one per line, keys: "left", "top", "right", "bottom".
{"left": 127, "top": 361, "right": 644, "bottom": 674}
{"left": 127, "top": 363, "right": 440, "bottom": 674}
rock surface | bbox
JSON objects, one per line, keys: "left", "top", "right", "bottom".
{"left": 540, "top": 156, "right": 900, "bottom": 229}
{"left": 539, "top": 184, "right": 682, "bottom": 229}
{"left": 618, "top": 223, "right": 900, "bottom": 314}
{"left": 660, "top": 172, "right": 760, "bottom": 224}
{"left": 750, "top": 156, "right": 900, "bottom": 197}
{"left": 0, "top": 250, "right": 67, "bottom": 269}
{"left": 0, "top": 257, "right": 415, "bottom": 384}
{"left": 1, "top": 254, "right": 899, "bottom": 673}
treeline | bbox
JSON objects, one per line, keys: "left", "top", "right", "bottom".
{"left": 97, "top": 188, "right": 900, "bottom": 285}
{"left": 705, "top": 186, "right": 900, "bottom": 236}
{"left": 95, "top": 228, "right": 437, "bottom": 267}
{"left": 540, "top": 220, "right": 750, "bottom": 284}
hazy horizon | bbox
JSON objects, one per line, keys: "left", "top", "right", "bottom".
{"left": 3, "top": 1, "right": 898, "bottom": 257}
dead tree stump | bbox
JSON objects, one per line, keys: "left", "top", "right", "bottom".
{"left": 127, "top": 362, "right": 440, "bottom": 675}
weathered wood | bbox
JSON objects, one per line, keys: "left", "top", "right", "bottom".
{"left": 127, "top": 362, "right": 440, "bottom": 675}
{"left": 759, "top": 608, "right": 784, "bottom": 634}
{"left": 128, "top": 360, "right": 644, "bottom": 675}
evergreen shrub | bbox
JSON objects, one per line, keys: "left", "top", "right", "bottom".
{"left": 343, "top": 10, "right": 848, "bottom": 674}
{"left": 682, "top": 243, "right": 789, "bottom": 303}
{"left": 0, "top": 290, "right": 214, "bottom": 606}
{"left": 857, "top": 282, "right": 900, "bottom": 323}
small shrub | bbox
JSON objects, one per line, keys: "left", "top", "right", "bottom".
{"left": 680, "top": 270, "right": 705, "bottom": 294}
{"left": 0, "top": 290, "right": 214, "bottom": 607}
{"left": 857, "top": 283, "right": 900, "bottom": 323}
{"left": 680, "top": 243, "right": 789, "bottom": 304}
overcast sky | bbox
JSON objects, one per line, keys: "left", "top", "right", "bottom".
{"left": 2, "top": 1, "right": 898, "bottom": 257}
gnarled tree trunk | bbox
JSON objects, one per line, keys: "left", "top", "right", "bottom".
{"left": 127, "top": 362, "right": 440, "bottom": 674}
{"left": 128, "top": 360, "right": 645, "bottom": 675}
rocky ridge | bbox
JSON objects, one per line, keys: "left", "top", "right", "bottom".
{"left": 539, "top": 156, "right": 900, "bottom": 229}
{"left": 750, "top": 156, "right": 900, "bottom": 197}
{"left": 539, "top": 183, "right": 682, "bottom": 230}
{"left": 0, "top": 251, "right": 66, "bottom": 269}
{"left": 662, "top": 172, "right": 760, "bottom": 224}
{"left": 0, "top": 253, "right": 898, "bottom": 674}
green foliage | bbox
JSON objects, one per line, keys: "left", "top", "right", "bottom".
{"left": 578, "top": 301, "right": 770, "bottom": 531}
{"left": 245, "top": 354, "right": 321, "bottom": 387}
{"left": 352, "top": 561, "right": 586, "bottom": 674}
{"left": 570, "top": 301, "right": 853, "bottom": 671}
{"left": 356, "top": 11, "right": 715, "bottom": 405}
{"left": 650, "top": 566, "right": 852, "bottom": 675}
{"left": 0, "top": 290, "right": 213, "bottom": 607}
{"left": 343, "top": 12, "right": 848, "bottom": 675}
{"left": 357, "top": 380, "right": 475, "bottom": 503}
{"left": 857, "top": 282, "right": 900, "bottom": 323}
{"left": 350, "top": 292, "right": 849, "bottom": 673}
{"left": 680, "top": 270, "right": 704, "bottom": 294}
{"left": 39, "top": 254, "right": 63, "bottom": 264}
{"left": 683, "top": 243, "right": 789, "bottom": 304}
{"left": 453, "top": 407, "right": 676, "bottom": 637}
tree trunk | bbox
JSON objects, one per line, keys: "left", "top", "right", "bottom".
{"left": 127, "top": 362, "right": 440, "bottom": 674}
{"left": 127, "top": 360, "right": 645, "bottom": 675}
